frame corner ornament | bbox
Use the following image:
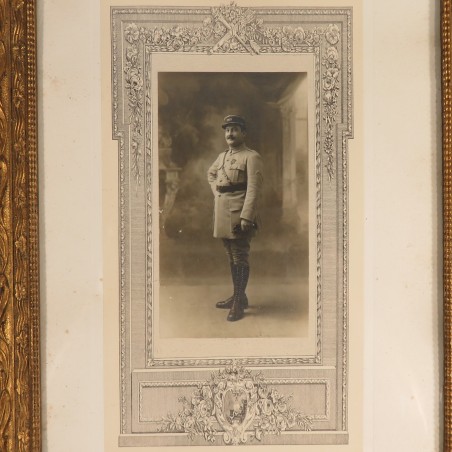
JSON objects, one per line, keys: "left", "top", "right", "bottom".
{"left": 117, "top": 2, "right": 344, "bottom": 187}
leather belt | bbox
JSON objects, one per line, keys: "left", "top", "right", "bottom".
{"left": 216, "top": 183, "right": 247, "bottom": 193}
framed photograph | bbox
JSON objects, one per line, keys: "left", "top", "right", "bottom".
{"left": 0, "top": 0, "right": 446, "bottom": 451}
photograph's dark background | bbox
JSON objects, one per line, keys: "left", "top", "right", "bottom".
{"left": 158, "top": 72, "right": 309, "bottom": 337}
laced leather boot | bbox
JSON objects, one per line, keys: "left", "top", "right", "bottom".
{"left": 227, "top": 265, "right": 249, "bottom": 322}
{"left": 216, "top": 264, "right": 249, "bottom": 309}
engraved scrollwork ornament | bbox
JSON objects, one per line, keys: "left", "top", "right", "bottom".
{"left": 158, "top": 364, "right": 312, "bottom": 445}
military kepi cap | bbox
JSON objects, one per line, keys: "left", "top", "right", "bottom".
{"left": 222, "top": 115, "right": 246, "bottom": 129}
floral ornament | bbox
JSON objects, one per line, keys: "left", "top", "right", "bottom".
{"left": 305, "top": 29, "right": 322, "bottom": 47}
{"left": 14, "top": 188, "right": 26, "bottom": 208}
{"left": 158, "top": 363, "right": 312, "bottom": 445}
{"left": 13, "top": 89, "right": 25, "bottom": 111}
{"left": 125, "top": 68, "right": 143, "bottom": 93}
{"left": 158, "top": 386, "right": 217, "bottom": 443}
{"left": 251, "top": 386, "right": 312, "bottom": 440}
{"left": 293, "top": 26, "right": 306, "bottom": 44}
{"left": 325, "top": 46, "right": 339, "bottom": 65}
{"left": 140, "top": 23, "right": 212, "bottom": 51}
{"left": 216, "top": 1, "right": 243, "bottom": 25}
{"left": 213, "top": 20, "right": 228, "bottom": 37}
{"left": 322, "top": 44, "right": 341, "bottom": 180}
{"left": 123, "top": 28, "right": 144, "bottom": 185}
{"left": 17, "top": 430, "right": 29, "bottom": 449}
{"left": 14, "top": 236, "right": 26, "bottom": 254}
{"left": 260, "top": 25, "right": 322, "bottom": 51}
{"left": 325, "top": 23, "right": 340, "bottom": 45}
{"left": 323, "top": 67, "right": 340, "bottom": 91}
{"left": 124, "top": 23, "right": 140, "bottom": 44}
{"left": 13, "top": 133, "right": 26, "bottom": 156}
{"left": 125, "top": 46, "right": 138, "bottom": 64}
{"left": 14, "top": 284, "right": 26, "bottom": 302}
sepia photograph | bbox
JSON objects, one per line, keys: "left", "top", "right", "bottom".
{"left": 157, "top": 71, "right": 310, "bottom": 338}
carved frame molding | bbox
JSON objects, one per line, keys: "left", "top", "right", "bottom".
{"left": 0, "top": 0, "right": 40, "bottom": 451}
{"left": 443, "top": 1, "right": 452, "bottom": 450}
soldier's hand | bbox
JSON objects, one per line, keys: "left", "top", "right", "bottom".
{"left": 241, "top": 218, "right": 253, "bottom": 232}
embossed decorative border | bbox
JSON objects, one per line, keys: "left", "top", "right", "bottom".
{"left": 143, "top": 40, "right": 325, "bottom": 368}
{"left": 0, "top": 0, "right": 41, "bottom": 451}
{"left": 443, "top": 1, "right": 452, "bottom": 450}
{"left": 112, "top": 4, "right": 352, "bottom": 442}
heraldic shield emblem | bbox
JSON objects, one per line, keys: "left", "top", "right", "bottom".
{"left": 223, "top": 389, "right": 248, "bottom": 425}
{"left": 214, "top": 373, "right": 257, "bottom": 445}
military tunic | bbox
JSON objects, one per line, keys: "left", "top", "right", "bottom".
{"left": 207, "top": 147, "right": 263, "bottom": 239}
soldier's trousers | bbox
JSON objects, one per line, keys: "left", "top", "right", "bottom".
{"left": 222, "top": 237, "right": 252, "bottom": 267}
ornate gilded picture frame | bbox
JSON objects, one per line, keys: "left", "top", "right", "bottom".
{"left": 0, "top": 0, "right": 449, "bottom": 451}
{"left": 0, "top": 0, "right": 41, "bottom": 451}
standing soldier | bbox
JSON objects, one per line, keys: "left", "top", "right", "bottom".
{"left": 207, "top": 115, "right": 263, "bottom": 322}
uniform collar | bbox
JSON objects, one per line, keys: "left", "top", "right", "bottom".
{"left": 228, "top": 145, "right": 248, "bottom": 154}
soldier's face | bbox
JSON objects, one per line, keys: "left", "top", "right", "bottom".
{"left": 224, "top": 125, "right": 246, "bottom": 148}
